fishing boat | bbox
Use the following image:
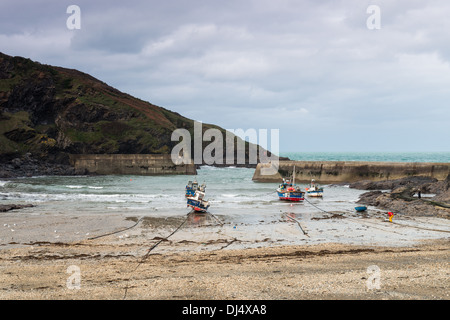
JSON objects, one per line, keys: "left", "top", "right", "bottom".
{"left": 276, "top": 166, "right": 305, "bottom": 202}
{"left": 185, "top": 180, "right": 206, "bottom": 197}
{"left": 305, "top": 179, "right": 324, "bottom": 197}
{"left": 186, "top": 189, "right": 210, "bottom": 213}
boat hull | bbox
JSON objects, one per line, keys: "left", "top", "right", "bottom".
{"left": 306, "top": 191, "right": 323, "bottom": 197}
{"left": 187, "top": 198, "right": 210, "bottom": 213}
{"left": 277, "top": 191, "right": 305, "bottom": 201}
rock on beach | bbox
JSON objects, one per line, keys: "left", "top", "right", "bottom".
{"left": 353, "top": 175, "right": 450, "bottom": 219}
{"left": 0, "top": 204, "right": 34, "bottom": 212}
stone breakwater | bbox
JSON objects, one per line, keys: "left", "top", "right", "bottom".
{"left": 69, "top": 154, "right": 197, "bottom": 176}
{"left": 252, "top": 161, "right": 450, "bottom": 183}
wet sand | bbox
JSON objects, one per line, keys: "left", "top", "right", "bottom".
{"left": 0, "top": 209, "right": 449, "bottom": 300}
{"left": 0, "top": 239, "right": 448, "bottom": 300}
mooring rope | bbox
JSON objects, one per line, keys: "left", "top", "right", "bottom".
{"left": 303, "top": 197, "right": 409, "bottom": 234}
{"left": 303, "top": 197, "right": 450, "bottom": 234}
{"left": 138, "top": 213, "right": 191, "bottom": 264}
{"left": 390, "top": 221, "right": 450, "bottom": 234}
{"left": 121, "top": 209, "right": 231, "bottom": 299}
{"left": 304, "top": 197, "right": 344, "bottom": 216}
{"left": 208, "top": 211, "right": 224, "bottom": 226}
{"left": 122, "top": 212, "right": 192, "bottom": 299}
{"left": 283, "top": 213, "right": 309, "bottom": 237}
{"left": 87, "top": 217, "right": 144, "bottom": 240}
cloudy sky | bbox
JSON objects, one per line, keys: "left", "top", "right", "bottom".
{"left": 1, "top": 0, "right": 449, "bottom": 153}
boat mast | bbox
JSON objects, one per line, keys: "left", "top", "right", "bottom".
{"left": 293, "top": 165, "right": 295, "bottom": 185}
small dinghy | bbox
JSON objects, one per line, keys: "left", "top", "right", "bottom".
{"left": 305, "top": 179, "right": 324, "bottom": 197}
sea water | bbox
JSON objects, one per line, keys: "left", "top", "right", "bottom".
{"left": 0, "top": 164, "right": 368, "bottom": 218}
{"left": 1, "top": 152, "right": 449, "bottom": 219}
{"left": 281, "top": 151, "right": 450, "bottom": 163}
{"left": 0, "top": 152, "right": 449, "bottom": 248}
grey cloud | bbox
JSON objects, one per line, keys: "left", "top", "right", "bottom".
{"left": 1, "top": 0, "right": 449, "bottom": 152}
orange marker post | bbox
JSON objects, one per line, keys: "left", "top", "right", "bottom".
{"left": 388, "top": 212, "right": 394, "bottom": 222}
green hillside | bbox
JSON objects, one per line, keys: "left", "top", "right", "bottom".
{"left": 0, "top": 52, "right": 260, "bottom": 166}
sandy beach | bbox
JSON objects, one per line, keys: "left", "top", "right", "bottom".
{"left": 2, "top": 0, "right": 450, "bottom": 306}
{"left": 0, "top": 209, "right": 448, "bottom": 300}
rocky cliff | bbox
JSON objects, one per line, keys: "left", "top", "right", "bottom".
{"left": 0, "top": 52, "right": 265, "bottom": 177}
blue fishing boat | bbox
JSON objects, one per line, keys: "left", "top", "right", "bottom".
{"left": 185, "top": 180, "right": 205, "bottom": 197}
{"left": 276, "top": 166, "right": 305, "bottom": 202}
{"left": 305, "top": 179, "right": 324, "bottom": 197}
{"left": 187, "top": 189, "right": 210, "bottom": 213}
{"left": 355, "top": 206, "right": 367, "bottom": 212}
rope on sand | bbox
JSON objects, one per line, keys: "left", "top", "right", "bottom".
{"left": 122, "top": 209, "right": 228, "bottom": 299}
{"left": 304, "top": 197, "right": 345, "bottom": 217}
{"left": 304, "top": 197, "right": 450, "bottom": 234}
{"left": 208, "top": 211, "right": 224, "bottom": 226}
{"left": 390, "top": 221, "right": 450, "bottom": 234}
{"left": 87, "top": 217, "right": 144, "bottom": 240}
{"left": 303, "top": 197, "right": 407, "bottom": 234}
{"left": 283, "top": 213, "right": 309, "bottom": 237}
{"left": 123, "top": 212, "right": 192, "bottom": 299}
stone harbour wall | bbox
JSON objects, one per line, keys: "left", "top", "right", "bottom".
{"left": 252, "top": 161, "right": 450, "bottom": 183}
{"left": 69, "top": 154, "right": 197, "bottom": 176}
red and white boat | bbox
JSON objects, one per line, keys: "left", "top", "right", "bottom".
{"left": 276, "top": 166, "right": 305, "bottom": 201}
